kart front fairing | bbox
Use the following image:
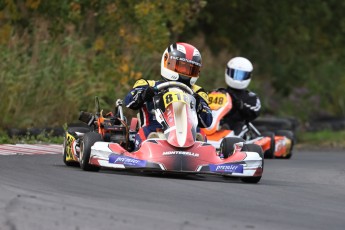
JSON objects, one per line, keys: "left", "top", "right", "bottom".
{"left": 88, "top": 139, "right": 263, "bottom": 177}
{"left": 156, "top": 89, "right": 199, "bottom": 148}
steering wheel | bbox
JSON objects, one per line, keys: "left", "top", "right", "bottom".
{"left": 155, "top": 81, "right": 193, "bottom": 95}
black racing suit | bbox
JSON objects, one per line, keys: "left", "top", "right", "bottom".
{"left": 220, "top": 87, "right": 261, "bottom": 135}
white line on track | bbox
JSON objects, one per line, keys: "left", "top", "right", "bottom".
{"left": 0, "top": 144, "right": 62, "bottom": 155}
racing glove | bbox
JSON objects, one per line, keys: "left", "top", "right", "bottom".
{"left": 193, "top": 93, "right": 212, "bottom": 127}
{"left": 141, "top": 87, "right": 155, "bottom": 102}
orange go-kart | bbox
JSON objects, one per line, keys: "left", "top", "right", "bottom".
{"left": 201, "top": 90, "right": 294, "bottom": 159}
{"left": 62, "top": 97, "right": 135, "bottom": 169}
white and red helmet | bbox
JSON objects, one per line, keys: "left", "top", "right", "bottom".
{"left": 225, "top": 57, "right": 253, "bottom": 89}
{"left": 161, "top": 42, "right": 202, "bottom": 86}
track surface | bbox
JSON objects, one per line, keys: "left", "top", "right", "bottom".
{"left": 0, "top": 148, "right": 344, "bottom": 230}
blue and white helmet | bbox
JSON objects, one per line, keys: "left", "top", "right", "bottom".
{"left": 225, "top": 57, "right": 253, "bottom": 89}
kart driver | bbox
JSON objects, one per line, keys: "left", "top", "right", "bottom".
{"left": 218, "top": 57, "right": 261, "bottom": 134}
{"left": 125, "top": 42, "right": 212, "bottom": 150}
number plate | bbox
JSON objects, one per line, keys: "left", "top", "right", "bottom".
{"left": 163, "top": 92, "right": 189, "bottom": 108}
{"left": 208, "top": 92, "right": 228, "bottom": 110}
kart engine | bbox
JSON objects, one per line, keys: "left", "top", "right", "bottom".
{"left": 102, "top": 118, "right": 128, "bottom": 145}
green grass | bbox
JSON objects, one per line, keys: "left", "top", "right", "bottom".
{"left": 297, "top": 130, "right": 345, "bottom": 148}
{"left": 0, "top": 130, "right": 64, "bottom": 144}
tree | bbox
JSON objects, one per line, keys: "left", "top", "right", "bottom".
{"left": 181, "top": 0, "right": 345, "bottom": 118}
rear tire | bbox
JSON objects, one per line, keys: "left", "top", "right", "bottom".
{"left": 63, "top": 126, "right": 92, "bottom": 167}
{"left": 220, "top": 137, "right": 245, "bottom": 158}
{"left": 261, "top": 131, "right": 275, "bottom": 159}
{"left": 240, "top": 144, "right": 263, "bottom": 184}
{"left": 80, "top": 132, "right": 102, "bottom": 171}
{"left": 275, "top": 130, "right": 295, "bottom": 159}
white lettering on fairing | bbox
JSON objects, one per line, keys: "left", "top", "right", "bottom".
{"left": 163, "top": 151, "right": 199, "bottom": 157}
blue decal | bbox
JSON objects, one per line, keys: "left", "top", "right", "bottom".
{"left": 109, "top": 154, "right": 147, "bottom": 167}
{"left": 209, "top": 164, "right": 243, "bottom": 173}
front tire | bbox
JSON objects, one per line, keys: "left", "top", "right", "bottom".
{"left": 80, "top": 132, "right": 102, "bottom": 171}
{"left": 240, "top": 144, "right": 264, "bottom": 184}
{"left": 220, "top": 137, "right": 245, "bottom": 158}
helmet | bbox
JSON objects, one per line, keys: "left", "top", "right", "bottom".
{"left": 225, "top": 57, "right": 253, "bottom": 89}
{"left": 161, "top": 42, "right": 202, "bottom": 86}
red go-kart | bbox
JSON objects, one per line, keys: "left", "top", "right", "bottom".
{"left": 63, "top": 82, "right": 264, "bottom": 183}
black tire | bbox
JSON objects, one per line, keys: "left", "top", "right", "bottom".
{"left": 220, "top": 137, "right": 245, "bottom": 158}
{"left": 63, "top": 126, "right": 93, "bottom": 167}
{"left": 252, "top": 117, "right": 295, "bottom": 131}
{"left": 67, "top": 126, "right": 93, "bottom": 135}
{"left": 261, "top": 131, "right": 275, "bottom": 159}
{"left": 240, "top": 144, "right": 264, "bottom": 184}
{"left": 80, "top": 132, "right": 102, "bottom": 171}
{"left": 275, "top": 130, "right": 295, "bottom": 159}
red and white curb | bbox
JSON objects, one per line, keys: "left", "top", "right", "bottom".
{"left": 0, "top": 144, "right": 62, "bottom": 155}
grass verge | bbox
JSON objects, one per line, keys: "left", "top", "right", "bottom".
{"left": 296, "top": 130, "right": 345, "bottom": 149}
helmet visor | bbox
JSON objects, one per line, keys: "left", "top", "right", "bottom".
{"left": 167, "top": 58, "right": 201, "bottom": 77}
{"left": 227, "top": 68, "right": 251, "bottom": 81}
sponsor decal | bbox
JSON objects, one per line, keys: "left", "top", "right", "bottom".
{"left": 169, "top": 75, "right": 179, "bottom": 80}
{"left": 275, "top": 139, "right": 289, "bottom": 153}
{"left": 109, "top": 154, "right": 146, "bottom": 167}
{"left": 209, "top": 163, "right": 243, "bottom": 173}
{"left": 176, "top": 44, "right": 186, "bottom": 53}
{"left": 193, "top": 49, "right": 200, "bottom": 57}
{"left": 170, "top": 56, "right": 202, "bottom": 66}
{"left": 163, "top": 151, "right": 199, "bottom": 157}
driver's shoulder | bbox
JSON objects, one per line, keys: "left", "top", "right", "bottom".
{"left": 192, "top": 84, "right": 208, "bottom": 101}
{"left": 191, "top": 84, "right": 206, "bottom": 93}
{"left": 133, "top": 79, "right": 157, "bottom": 88}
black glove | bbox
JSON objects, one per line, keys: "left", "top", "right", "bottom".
{"left": 141, "top": 87, "right": 155, "bottom": 102}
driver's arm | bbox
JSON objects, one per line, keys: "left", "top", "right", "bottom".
{"left": 193, "top": 87, "right": 213, "bottom": 128}
{"left": 125, "top": 79, "right": 155, "bottom": 110}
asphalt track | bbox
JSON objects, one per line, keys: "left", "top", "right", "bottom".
{"left": 0, "top": 148, "right": 344, "bottom": 230}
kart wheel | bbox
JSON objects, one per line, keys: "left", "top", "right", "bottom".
{"left": 242, "top": 143, "right": 264, "bottom": 159}
{"left": 261, "top": 131, "right": 275, "bottom": 159}
{"left": 63, "top": 134, "right": 79, "bottom": 167}
{"left": 80, "top": 132, "right": 102, "bottom": 171}
{"left": 220, "top": 137, "right": 245, "bottom": 158}
{"left": 275, "top": 130, "right": 295, "bottom": 159}
{"left": 63, "top": 126, "right": 93, "bottom": 167}
{"left": 240, "top": 144, "right": 263, "bottom": 184}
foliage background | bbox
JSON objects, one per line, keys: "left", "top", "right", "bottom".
{"left": 0, "top": 0, "right": 344, "bottom": 130}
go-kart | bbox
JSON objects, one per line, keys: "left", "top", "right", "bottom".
{"left": 63, "top": 82, "right": 264, "bottom": 183}
{"left": 63, "top": 97, "right": 134, "bottom": 169}
{"left": 201, "top": 90, "right": 294, "bottom": 159}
